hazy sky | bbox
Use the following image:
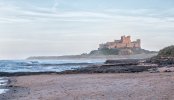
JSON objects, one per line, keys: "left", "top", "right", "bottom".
{"left": 0, "top": 0, "right": 174, "bottom": 59}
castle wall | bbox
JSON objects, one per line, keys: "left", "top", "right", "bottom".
{"left": 99, "top": 36, "right": 141, "bottom": 49}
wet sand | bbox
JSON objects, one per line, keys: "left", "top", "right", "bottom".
{"left": 8, "top": 72, "right": 174, "bottom": 100}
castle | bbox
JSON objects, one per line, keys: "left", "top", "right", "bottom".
{"left": 99, "top": 35, "right": 141, "bottom": 49}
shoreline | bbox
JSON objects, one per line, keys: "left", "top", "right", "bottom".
{"left": 0, "top": 77, "right": 30, "bottom": 100}
{"left": 0, "top": 77, "right": 9, "bottom": 96}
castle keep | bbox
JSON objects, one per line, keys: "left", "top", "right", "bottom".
{"left": 99, "top": 35, "right": 141, "bottom": 49}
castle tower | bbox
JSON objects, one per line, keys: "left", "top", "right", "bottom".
{"left": 136, "top": 39, "right": 141, "bottom": 48}
{"left": 126, "top": 36, "right": 131, "bottom": 44}
{"left": 121, "top": 35, "right": 131, "bottom": 44}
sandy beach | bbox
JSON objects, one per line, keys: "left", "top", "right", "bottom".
{"left": 4, "top": 72, "right": 174, "bottom": 100}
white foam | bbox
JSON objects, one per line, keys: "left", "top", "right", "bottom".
{"left": 0, "top": 79, "right": 8, "bottom": 86}
{"left": 0, "top": 89, "right": 8, "bottom": 94}
{"left": 0, "top": 83, "right": 7, "bottom": 86}
{"left": 0, "top": 80, "right": 8, "bottom": 83}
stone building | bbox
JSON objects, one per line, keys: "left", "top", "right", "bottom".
{"left": 99, "top": 35, "right": 141, "bottom": 49}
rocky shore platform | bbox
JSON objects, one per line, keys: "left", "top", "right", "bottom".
{"left": 1, "top": 57, "right": 174, "bottom": 77}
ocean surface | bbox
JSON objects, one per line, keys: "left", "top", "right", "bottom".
{"left": 0, "top": 59, "right": 105, "bottom": 94}
{"left": 0, "top": 59, "right": 105, "bottom": 72}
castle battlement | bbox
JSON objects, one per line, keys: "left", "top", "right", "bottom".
{"left": 99, "top": 35, "right": 141, "bottom": 49}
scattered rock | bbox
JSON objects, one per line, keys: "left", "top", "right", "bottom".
{"left": 158, "top": 67, "right": 174, "bottom": 72}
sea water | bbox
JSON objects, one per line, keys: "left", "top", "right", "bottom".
{"left": 0, "top": 80, "right": 8, "bottom": 85}
{"left": 0, "top": 59, "right": 105, "bottom": 72}
{"left": 0, "top": 59, "right": 105, "bottom": 94}
{"left": 0, "top": 89, "right": 8, "bottom": 94}
{"left": 0, "top": 78, "right": 9, "bottom": 94}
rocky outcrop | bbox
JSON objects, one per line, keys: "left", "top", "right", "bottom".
{"left": 158, "top": 45, "right": 174, "bottom": 57}
{"left": 89, "top": 48, "right": 156, "bottom": 55}
{"left": 105, "top": 59, "right": 140, "bottom": 65}
{"left": 61, "top": 59, "right": 157, "bottom": 74}
{"left": 147, "top": 57, "right": 174, "bottom": 65}
{"left": 147, "top": 45, "right": 174, "bottom": 66}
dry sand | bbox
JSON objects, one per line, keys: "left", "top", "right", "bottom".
{"left": 9, "top": 72, "right": 174, "bottom": 100}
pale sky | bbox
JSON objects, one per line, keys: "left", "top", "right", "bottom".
{"left": 0, "top": 0, "right": 174, "bottom": 59}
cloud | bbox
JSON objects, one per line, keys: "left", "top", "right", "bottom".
{"left": 0, "top": 0, "right": 174, "bottom": 25}
{"left": 1, "top": 1, "right": 174, "bottom": 32}
{"left": 0, "top": 5, "right": 113, "bottom": 23}
{"left": 52, "top": 0, "right": 59, "bottom": 12}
